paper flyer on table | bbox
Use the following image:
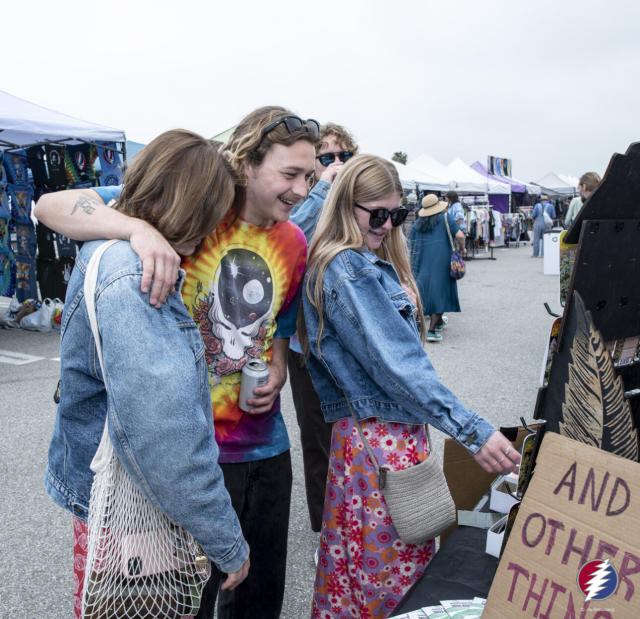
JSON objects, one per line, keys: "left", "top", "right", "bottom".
{"left": 441, "top": 597, "right": 486, "bottom": 617}
{"left": 388, "top": 609, "right": 429, "bottom": 619}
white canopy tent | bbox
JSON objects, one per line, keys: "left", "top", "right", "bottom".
{"left": 535, "top": 172, "right": 576, "bottom": 196}
{"left": 509, "top": 174, "right": 541, "bottom": 195}
{"left": 445, "top": 157, "right": 511, "bottom": 194}
{"left": 558, "top": 173, "right": 579, "bottom": 188}
{"left": 409, "top": 154, "right": 511, "bottom": 194}
{"left": 391, "top": 161, "right": 449, "bottom": 192}
{"left": 408, "top": 154, "right": 451, "bottom": 185}
{"left": 0, "top": 89, "right": 125, "bottom": 151}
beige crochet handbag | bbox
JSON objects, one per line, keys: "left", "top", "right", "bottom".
{"left": 348, "top": 401, "right": 457, "bottom": 544}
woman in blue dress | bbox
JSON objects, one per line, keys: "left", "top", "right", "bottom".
{"left": 409, "top": 194, "right": 466, "bottom": 342}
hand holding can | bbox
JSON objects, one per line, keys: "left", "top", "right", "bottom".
{"left": 238, "top": 359, "right": 270, "bottom": 412}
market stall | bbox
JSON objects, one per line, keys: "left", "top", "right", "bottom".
{"left": 392, "top": 142, "right": 640, "bottom": 619}
{"left": 534, "top": 171, "right": 576, "bottom": 197}
{"left": 0, "top": 90, "right": 125, "bottom": 305}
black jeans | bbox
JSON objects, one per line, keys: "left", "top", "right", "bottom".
{"left": 287, "top": 349, "right": 333, "bottom": 532}
{"left": 195, "top": 450, "right": 293, "bottom": 619}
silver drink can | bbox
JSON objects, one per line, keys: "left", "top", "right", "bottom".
{"left": 238, "top": 359, "right": 270, "bottom": 411}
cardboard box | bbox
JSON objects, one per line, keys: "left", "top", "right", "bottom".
{"left": 442, "top": 425, "right": 533, "bottom": 542}
{"left": 486, "top": 514, "right": 509, "bottom": 558}
{"left": 489, "top": 473, "right": 519, "bottom": 513}
{"left": 483, "top": 432, "right": 640, "bottom": 618}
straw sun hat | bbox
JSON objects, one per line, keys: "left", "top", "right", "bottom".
{"left": 418, "top": 194, "right": 448, "bottom": 217}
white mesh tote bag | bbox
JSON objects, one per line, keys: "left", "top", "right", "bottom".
{"left": 81, "top": 240, "right": 210, "bottom": 618}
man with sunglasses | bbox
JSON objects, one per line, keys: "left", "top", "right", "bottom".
{"left": 35, "top": 106, "right": 319, "bottom": 619}
{"left": 286, "top": 124, "right": 359, "bottom": 547}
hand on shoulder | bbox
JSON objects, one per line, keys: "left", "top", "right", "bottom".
{"left": 128, "top": 220, "right": 181, "bottom": 308}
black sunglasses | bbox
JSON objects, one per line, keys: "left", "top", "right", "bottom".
{"left": 316, "top": 151, "right": 354, "bottom": 167}
{"left": 354, "top": 203, "right": 409, "bottom": 228}
{"left": 260, "top": 115, "right": 320, "bottom": 142}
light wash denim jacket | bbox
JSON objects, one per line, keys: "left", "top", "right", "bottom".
{"left": 288, "top": 180, "right": 331, "bottom": 354}
{"left": 290, "top": 179, "right": 330, "bottom": 241}
{"left": 45, "top": 240, "right": 249, "bottom": 574}
{"left": 302, "top": 247, "right": 496, "bottom": 453}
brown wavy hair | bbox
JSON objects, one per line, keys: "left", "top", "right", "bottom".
{"left": 114, "top": 129, "right": 239, "bottom": 248}
{"left": 221, "top": 106, "right": 319, "bottom": 187}
{"left": 318, "top": 123, "right": 358, "bottom": 154}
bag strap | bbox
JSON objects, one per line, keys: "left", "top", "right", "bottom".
{"left": 443, "top": 213, "right": 455, "bottom": 252}
{"left": 84, "top": 240, "right": 119, "bottom": 383}
{"left": 83, "top": 240, "right": 119, "bottom": 473}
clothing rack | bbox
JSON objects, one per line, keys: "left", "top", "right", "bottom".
{"left": 464, "top": 205, "right": 497, "bottom": 261}
{"left": 502, "top": 212, "right": 528, "bottom": 248}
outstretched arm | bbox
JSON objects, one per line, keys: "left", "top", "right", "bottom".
{"left": 34, "top": 189, "right": 180, "bottom": 307}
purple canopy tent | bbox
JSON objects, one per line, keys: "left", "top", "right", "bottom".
{"left": 471, "top": 161, "right": 526, "bottom": 192}
{"left": 471, "top": 161, "right": 524, "bottom": 212}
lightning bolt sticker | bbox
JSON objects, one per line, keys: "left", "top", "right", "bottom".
{"left": 577, "top": 558, "right": 619, "bottom": 601}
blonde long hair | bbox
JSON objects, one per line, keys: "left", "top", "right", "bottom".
{"left": 299, "top": 154, "right": 425, "bottom": 352}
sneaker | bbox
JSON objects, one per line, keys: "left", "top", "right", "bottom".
{"left": 435, "top": 316, "right": 448, "bottom": 332}
{"left": 427, "top": 331, "right": 442, "bottom": 342}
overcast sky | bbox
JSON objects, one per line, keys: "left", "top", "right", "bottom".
{"left": 4, "top": 1, "right": 639, "bottom": 181}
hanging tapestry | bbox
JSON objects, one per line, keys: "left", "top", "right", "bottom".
{"left": 15, "top": 222, "right": 37, "bottom": 258}
{"left": 37, "top": 256, "right": 74, "bottom": 301}
{"left": 15, "top": 254, "right": 38, "bottom": 302}
{"left": 26, "top": 145, "right": 50, "bottom": 187}
{"left": 55, "top": 232, "right": 76, "bottom": 259}
{"left": 8, "top": 184, "right": 33, "bottom": 224}
{"left": 0, "top": 216, "right": 10, "bottom": 251}
{"left": 72, "top": 179, "right": 95, "bottom": 189}
{"left": 0, "top": 185, "right": 10, "bottom": 220}
{"left": 36, "top": 221, "right": 57, "bottom": 260}
{"left": 0, "top": 248, "right": 16, "bottom": 298}
{"left": 44, "top": 145, "right": 68, "bottom": 187}
{"left": 65, "top": 143, "right": 95, "bottom": 183}
{"left": 96, "top": 141, "right": 123, "bottom": 186}
{"left": 2, "top": 150, "right": 29, "bottom": 185}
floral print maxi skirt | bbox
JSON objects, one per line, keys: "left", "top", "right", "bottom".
{"left": 312, "top": 418, "right": 436, "bottom": 619}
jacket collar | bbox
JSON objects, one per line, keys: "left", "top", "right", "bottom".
{"left": 359, "top": 247, "right": 387, "bottom": 266}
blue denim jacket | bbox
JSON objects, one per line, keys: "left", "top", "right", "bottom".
{"left": 290, "top": 179, "right": 330, "bottom": 241}
{"left": 45, "top": 240, "right": 249, "bottom": 574}
{"left": 288, "top": 180, "right": 331, "bottom": 354}
{"left": 302, "top": 248, "right": 495, "bottom": 453}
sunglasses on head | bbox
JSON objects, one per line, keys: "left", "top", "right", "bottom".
{"left": 354, "top": 203, "right": 409, "bottom": 228}
{"left": 260, "top": 115, "right": 320, "bottom": 142}
{"left": 316, "top": 151, "right": 354, "bottom": 167}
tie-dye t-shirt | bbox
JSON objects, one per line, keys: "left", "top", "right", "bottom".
{"left": 181, "top": 212, "right": 307, "bottom": 463}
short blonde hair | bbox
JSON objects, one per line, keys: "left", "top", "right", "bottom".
{"left": 579, "top": 172, "right": 601, "bottom": 193}
{"left": 115, "top": 129, "right": 237, "bottom": 248}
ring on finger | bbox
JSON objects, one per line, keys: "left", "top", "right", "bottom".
{"left": 504, "top": 446, "right": 512, "bottom": 457}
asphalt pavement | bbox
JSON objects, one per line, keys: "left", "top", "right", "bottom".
{"left": 0, "top": 242, "right": 559, "bottom": 618}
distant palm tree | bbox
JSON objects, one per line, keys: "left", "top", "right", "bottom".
{"left": 392, "top": 151, "right": 408, "bottom": 165}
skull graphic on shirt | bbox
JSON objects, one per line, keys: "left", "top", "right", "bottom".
{"left": 207, "top": 248, "right": 274, "bottom": 360}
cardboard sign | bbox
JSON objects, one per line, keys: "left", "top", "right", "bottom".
{"left": 484, "top": 432, "right": 640, "bottom": 618}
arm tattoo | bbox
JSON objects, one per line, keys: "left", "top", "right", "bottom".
{"left": 70, "top": 195, "right": 98, "bottom": 216}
